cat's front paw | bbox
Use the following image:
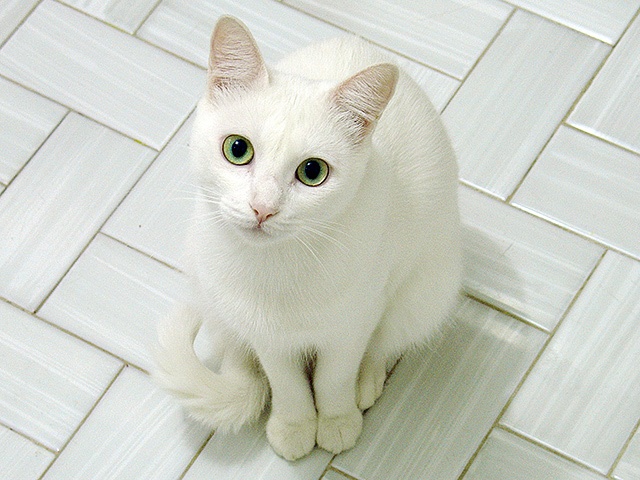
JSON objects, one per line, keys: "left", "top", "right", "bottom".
{"left": 316, "top": 409, "right": 363, "bottom": 454}
{"left": 266, "top": 414, "right": 317, "bottom": 461}
{"left": 356, "top": 358, "right": 387, "bottom": 410}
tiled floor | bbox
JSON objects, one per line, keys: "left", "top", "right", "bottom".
{"left": 0, "top": 0, "right": 639, "bottom": 479}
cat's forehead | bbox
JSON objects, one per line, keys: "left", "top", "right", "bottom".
{"left": 218, "top": 75, "right": 340, "bottom": 152}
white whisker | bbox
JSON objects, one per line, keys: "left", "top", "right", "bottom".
{"left": 292, "top": 234, "right": 331, "bottom": 279}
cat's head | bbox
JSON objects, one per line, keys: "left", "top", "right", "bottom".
{"left": 191, "top": 16, "right": 398, "bottom": 244}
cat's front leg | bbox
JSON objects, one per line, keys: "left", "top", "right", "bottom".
{"left": 256, "top": 348, "right": 317, "bottom": 461}
{"left": 313, "top": 342, "right": 366, "bottom": 454}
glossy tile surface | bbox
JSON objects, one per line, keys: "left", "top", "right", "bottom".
{"left": 60, "top": 0, "right": 158, "bottom": 33}
{"left": 503, "top": 252, "right": 640, "bottom": 473}
{"left": 138, "top": 0, "right": 342, "bottom": 66}
{"left": 103, "top": 118, "right": 194, "bottom": 270}
{"left": 0, "top": 426, "right": 55, "bottom": 480}
{"left": 43, "top": 367, "right": 210, "bottom": 480}
{"left": 0, "top": 0, "right": 38, "bottom": 44}
{"left": 0, "top": 113, "right": 154, "bottom": 311}
{"left": 283, "top": 0, "right": 512, "bottom": 79}
{"left": 505, "top": 0, "right": 640, "bottom": 43}
{"left": 513, "top": 126, "right": 640, "bottom": 260}
{"left": 465, "top": 428, "right": 606, "bottom": 479}
{"left": 569, "top": 14, "right": 640, "bottom": 155}
{"left": 183, "top": 421, "right": 332, "bottom": 479}
{"left": 461, "top": 185, "right": 603, "bottom": 331}
{"left": 40, "top": 234, "right": 188, "bottom": 371}
{"left": 0, "top": 300, "right": 121, "bottom": 451}
{"left": 333, "top": 299, "right": 547, "bottom": 480}
{"left": 444, "top": 10, "right": 609, "bottom": 198}
{"left": 2, "top": 1, "right": 639, "bottom": 478}
{"left": 0, "top": 0, "right": 204, "bottom": 149}
{"left": 0, "top": 76, "right": 66, "bottom": 184}
{"left": 615, "top": 429, "right": 640, "bottom": 480}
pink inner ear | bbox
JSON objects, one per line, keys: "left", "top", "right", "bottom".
{"left": 332, "top": 63, "right": 399, "bottom": 140}
{"left": 207, "top": 16, "right": 269, "bottom": 99}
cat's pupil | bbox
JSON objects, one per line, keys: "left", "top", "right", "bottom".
{"left": 304, "top": 160, "right": 321, "bottom": 180}
{"left": 231, "top": 139, "right": 248, "bottom": 158}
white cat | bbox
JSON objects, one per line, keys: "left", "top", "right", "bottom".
{"left": 154, "top": 16, "right": 461, "bottom": 461}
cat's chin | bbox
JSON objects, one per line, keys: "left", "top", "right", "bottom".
{"left": 233, "top": 224, "right": 288, "bottom": 245}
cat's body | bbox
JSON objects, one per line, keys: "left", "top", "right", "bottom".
{"left": 154, "top": 17, "right": 461, "bottom": 461}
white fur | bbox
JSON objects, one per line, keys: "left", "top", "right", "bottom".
{"left": 154, "top": 16, "right": 461, "bottom": 461}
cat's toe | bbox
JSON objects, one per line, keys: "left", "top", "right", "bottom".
{"left": 266, "top": 414, "right": 317, "bottom": 461}
{"left": 316, "top": 409, "right": 363, "bottom": 454}
{"left": 356, "top": 360, "right": 386, "bottom": 410}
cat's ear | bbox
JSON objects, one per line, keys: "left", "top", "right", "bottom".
{"left": 332, "top": 63, "right": 399, "bottom": 141}
{"left": 207, "top": 16, "right": 268, "bottom": 101}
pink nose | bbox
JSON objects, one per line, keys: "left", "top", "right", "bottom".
{"left": 251, "top": 204, "right": 278, "bottom": 225}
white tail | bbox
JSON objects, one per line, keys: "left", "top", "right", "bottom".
{"left": 152, "top": 306, "right": 269, "bottom": 432}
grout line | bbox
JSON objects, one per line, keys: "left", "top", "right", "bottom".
{"left": 442, "top": 7, "right": 516, "bottom": 113}
{"left": 0, "top": 420, "right": 57, "bottom": 455}
{"left": 99, "top": 231, "right": 186, "bottom": 274}
{"left": 32, "top": 106, "right": 195, "bottom": 314}
{"left": 566, "top": 122, "right": 640, "bottom": 157}
{"left": 0, "top": 295, "right": 139, "bottom": 371}
{"left": 461, "top": 292, "right": 550, "bottom": 334}
{"left": 0, "top": 0, "right": 42, "bottom": 51}
{"left": 176, "top": 431, "right": 216, "bottom": 480}
{"left": 0, "top": 72, "right": 164, "bottom": 151}
{"left": 51, "top": 0, "right": 210, "bottom": 72}
{"left": 37, "top": 364, "right": 127, "bottom": 480}
{"left": 323, "top": 466, "right": 361, "bottom": 480}
{"left": 457, "top": 249, "right": 608, "bottom": 478}
{"left": 132, "top": 0, "right": 163, "bottom": 35}
{"left": 278, "top": 0, "right": 461, "bottom": 81}
{"left": 0, "top": 107, "right": 69, "bottom": 193}
{"left": 496, "top": 425, "right": 610, "bottom": 478}
{"left": 509, "top": 201, "right": 640, "bottom": 263}
{"left": 499, "top": 1, "right": 628, "bottom": 45}
{"left": 608, "top": 416, "right": 640, "bottom": 477}
{"left": 458, "top": 181, "right": 640, "bottom": 264}
{"left": 505, "top": 30, "right": 615, "bottom": 202}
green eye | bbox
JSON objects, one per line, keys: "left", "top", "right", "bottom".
{"left": 296, "top": 158, "right": 329, "bottom": 187}
{"left": 222, "top": 135, "right": 254, "bottom": 165}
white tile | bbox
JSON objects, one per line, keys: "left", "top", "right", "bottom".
{"left": 0, "top": 0, "right": 204, "bottom": 149}
{"left": 465, "top": 428, "right": 606, "bottom": 480}
{"left": 615, "top": 429, "right": 640, "bottom": 480}
{"left": 43, "top": 367, "right": 210, "bottom": 480}
{"left": 443, "top": 10, "right": 610, "bottom": 198}
{"left": 103, "top": 118, "right": 194, "bottom": 270}
{"left": 569, "top": 14, "right": 640, "bottom": 155}
{"left": 461, "top": 186, "right": 603, "bottom": 331}
{"left": 183, "top": 421, "right": 331, "bottom": 480}
{"left": 0, "top": 300, "right": 121, "bottom": 451}
{"left": 0, "top": 425, "right": 55, "bottom": 480}
{"left": 0, "top": 0, "right": 38, "bottom": 44}
{"left": 283, "top": 0, "right": 512, "bottom": 79}
{"left": 333, "top": 298, "right": 547, "bottom": 480}
{"left": 137, "top": 0, "right": 343, "bottom": 67}
{"left": 505, "top": 0, "right": 640, "bottom": 44}
{"left": 513, "top": 126, "right": 640, "bottom": 260}
{"left": 0, "top": 76, "right": 67, "bottom": 184}
{"left": 39, "top": 234, "right": 188, "bottom": 372}
{"left": 60, "top": 0, "right": 158, "bottom": 33}
{"left": 0, "top": 113, "right": 155, "bottom": 311}
{"left": 503, "top": 252, "right": 640, "bottom": 473}
{"left": 393, "top": 56, "right": 460, "bottom": 112}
